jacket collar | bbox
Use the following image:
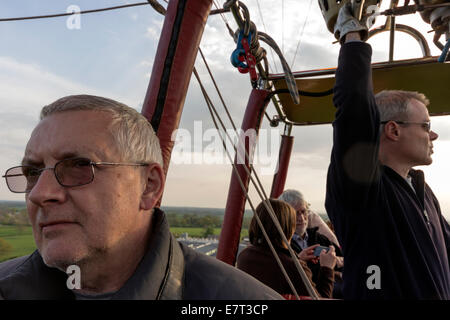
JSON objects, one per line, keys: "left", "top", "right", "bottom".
{"left": 112, "top": 208, "right": 182, "bottom": 299}
{"left": 0, "top": 208, "right": 176, "bottom": 300}
{"left": 382, "top": 165, "right": 425, "bottom": 207}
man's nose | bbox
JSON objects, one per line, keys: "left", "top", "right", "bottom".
{"left": 27, "top": 169, "right": 66, "bottom": 206}
{"left": 430, "top": 130, "right": 438, "bottom": 141}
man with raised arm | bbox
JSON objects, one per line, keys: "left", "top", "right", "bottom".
{"left": 326, "top": 4, "right": 450, "bottom": 299}
{"left": 0, "top": 94, "right": 282, "bottom": 300}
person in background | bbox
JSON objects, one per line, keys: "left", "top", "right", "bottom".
{"left": 237, "top": 199, "right": 337, "bottom": 298}
{"left": 278, "top": 190, "right": 344, "bottom": 298}
{"left": 327, "top": 3, "right": 450, "bottom": 299}
{"left": 278, "top": 189, "right": 340, "bottom": 247}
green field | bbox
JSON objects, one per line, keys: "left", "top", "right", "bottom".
{"left": 0, "top": 225, "right": 249, "bottom": 262}
{"left": 0, "top": 225, "right": 36, "bottom": 262}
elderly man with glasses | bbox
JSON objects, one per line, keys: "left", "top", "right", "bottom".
{"left": 326, "top": 4, "right": 450, "bottom": 300}
{"left": 0, "top": 95, "right": 282, "bottom": 300}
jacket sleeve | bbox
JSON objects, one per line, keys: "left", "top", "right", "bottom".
{"left": 443, "top": 217, "right": 450, "bottom": 266}
{"left": 315, "top": 266, "right": 335, "bottom": 299}
{"left": 327, "top": 42, "right": 381, "bottom": 212}
{"left": 308, "top": 211, "right": 340, "bottom": 247}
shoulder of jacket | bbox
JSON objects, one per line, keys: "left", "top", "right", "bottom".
{"left": 179, "top": 242, "right": 282, "bottom": 299}
{"left": 0, "top": 254, "right": 33, "bottom": 281}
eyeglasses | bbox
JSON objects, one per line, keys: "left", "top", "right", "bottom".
{"left": 2, "top": 157, "right": 149, "bottom": 193}
{"left": 380, "top": 120, "right": 431, "bottom": 132}
{"left": 296, "top": 208, "right": 309, "bottom": 218}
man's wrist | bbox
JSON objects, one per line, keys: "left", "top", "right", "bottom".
{"left": 344, "top": 31, "right": 362, "bottom": 43}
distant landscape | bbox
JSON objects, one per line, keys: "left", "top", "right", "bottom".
{"left": 0, "top": 200, "right": 330, "bottom": 262}
{"left": 0, "top": 201, "right": 253, "bottom": 262}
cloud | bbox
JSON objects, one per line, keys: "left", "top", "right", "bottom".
{"left": 144, "top": 19, "right": 163, "bottom": 41}
{"left": 0, "top": 55, "right": 140, "bottom": 200}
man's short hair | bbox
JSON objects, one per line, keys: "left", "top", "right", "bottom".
{"left": 375, "top": 90, "right": 430, "bottom": 122}
{"left": 278, "top": 189, "right": 308, "bottom": 211}
{"left": 249, "top": 199, "right": 296, "bottom": 248}
{"left": 40, "top": 94, "right": 163, "bottom": 166}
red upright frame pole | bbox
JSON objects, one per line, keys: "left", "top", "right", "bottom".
{"left": 141, "top": 0, "right": 212, "bottom": 182}
{"left": 270, "top": 134, "right": 294, "bottom": 198}
{"left": 216, "top": 89, "right": 271, "bottom": 265}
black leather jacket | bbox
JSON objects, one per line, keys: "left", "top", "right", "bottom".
{"left": 0, "top": 209, "right": 282, "bottom": 300}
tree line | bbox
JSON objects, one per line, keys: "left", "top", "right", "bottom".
{"left": 166, "top": 212, "right": 251, "bottom": 229}
{"left": 0, "top": 207, "right": 30, "bottom": 226}
{"left": 0, "top": 207, "right": 254, "bottom": 230}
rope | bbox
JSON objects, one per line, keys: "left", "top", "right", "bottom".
{"left": 193, "top": 47, "right": 319, "bottom": 299}
{"left": 224, "top": 1, "right": 300, "bottom": 104}
{"left": 193, "top": 67, "right": 310, "bottom": 300}
{"left": 198, "top": 48, "right": 237, "bottom": 131}
{"left": 290, "top": 0, "right": 314, "bottom": 70}
{"left": 438, "top": 38, "right": 450, "bottom": 63}
{"left": 255, "top": 0, "right": 279, "bottom": 74}
{"left": 0, "top": 2, "right": 152, "bottom": 22}
{"left": 213, "top": 0, "right": 235, "bottom": 39}
{"left": 258, "top": 31, "right": 300, "bottom": 105}
{"left": 0, "top": 1, "right": 228, "bottom": 22}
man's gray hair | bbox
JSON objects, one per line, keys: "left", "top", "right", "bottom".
{"left": 40, "top": 94, "right": 163, "bottom": 166}
{"left": 375, "top": 90, "right": 430, "bottom": 122}
{"left": 278, "top": 189, "right": 307, "bottom": 210}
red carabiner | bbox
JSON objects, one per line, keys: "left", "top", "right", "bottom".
{"left": 240, "top": 37, "right": 258, "bottom": 82}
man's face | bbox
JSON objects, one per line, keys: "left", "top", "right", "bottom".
{"left": 295, "top": 202, "right": 309, "bottom": 237}
{"left": 399, "top": 99, "right": 438, "bottom": 167}
{"left": 24, "top": 110, "right": 151, "bottom": 270}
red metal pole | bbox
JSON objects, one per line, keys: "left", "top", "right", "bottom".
{"left": 141, "top": 0, "right": 212, "bottom": 181}
{"left": 216, "top": 89, "right": 271, "bottom": 265}
{"left": 270, "top": 134, "right": 294, "bottom": 198}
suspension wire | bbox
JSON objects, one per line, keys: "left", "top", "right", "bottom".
{"left": 198, "top": 48, "right": 237, "bottom": 132}
{"left": 0, "top": 1, "right": 227, "bottom": 22}
{"left": 212, "top": 0, "right": 236, "bottom": 39}
{"left": 255, "top": 0, "right": 279, "bottom": 74}
{"left": 192, "top": 66, "right": 303, "bottom": 299}
{"left": 290, "top": 0, "right": 314, "bottom": 69}
{"left": 193, "top": 48, "right": 319, "bottom": 299}
{"left": 0, "top": 2, "right": 154, "bottom": 22}
{"left": 144, "top": 2, "right": 308, "bottom": 295}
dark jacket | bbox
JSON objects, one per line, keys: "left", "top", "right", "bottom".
{"left": 236, "top": 244, "right": 334, "bottom": 298}
{"left": 0, "top": 209, "right": 282, "bottom": 300}
{"left": 291, "top": 227, "right": 343, "bottom": 284}
{"left": 326, "top": 42, "right": 450, "bottom": 299}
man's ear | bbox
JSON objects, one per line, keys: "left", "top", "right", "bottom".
{"left": 139, "top": 163, "right": 165, "bottom": 211}
{"left": 383, "top": 122, "right": 401, "bottom": 141}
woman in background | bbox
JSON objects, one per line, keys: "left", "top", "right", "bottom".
{"left": 236, "top": 199, "right": 336, "bottom": 298}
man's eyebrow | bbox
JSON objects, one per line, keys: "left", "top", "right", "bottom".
{"left": 21, "top": 152, "right": 89, "bottom": 166}
{"left": 21, "top": 158, "right": 42, "bottom": 166}
{"left": 55, "top": 152, "right": 82, "bottom": 160}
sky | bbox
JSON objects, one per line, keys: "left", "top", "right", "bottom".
{"left": 0, "top": 0, "right": 449, "bottom": 220}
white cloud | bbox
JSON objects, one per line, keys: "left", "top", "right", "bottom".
{"left": 144, "top": 19, "right": 163, "bottom": 40}
{"left": 0, "top": 56, "right": 140, "bottom": 200}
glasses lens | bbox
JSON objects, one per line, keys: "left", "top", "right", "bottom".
{"left": 4, "top": 166, "right": 39, "bottom": 193}
{"left": 55, "top": 158, "right": 93, "bottom": 187}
